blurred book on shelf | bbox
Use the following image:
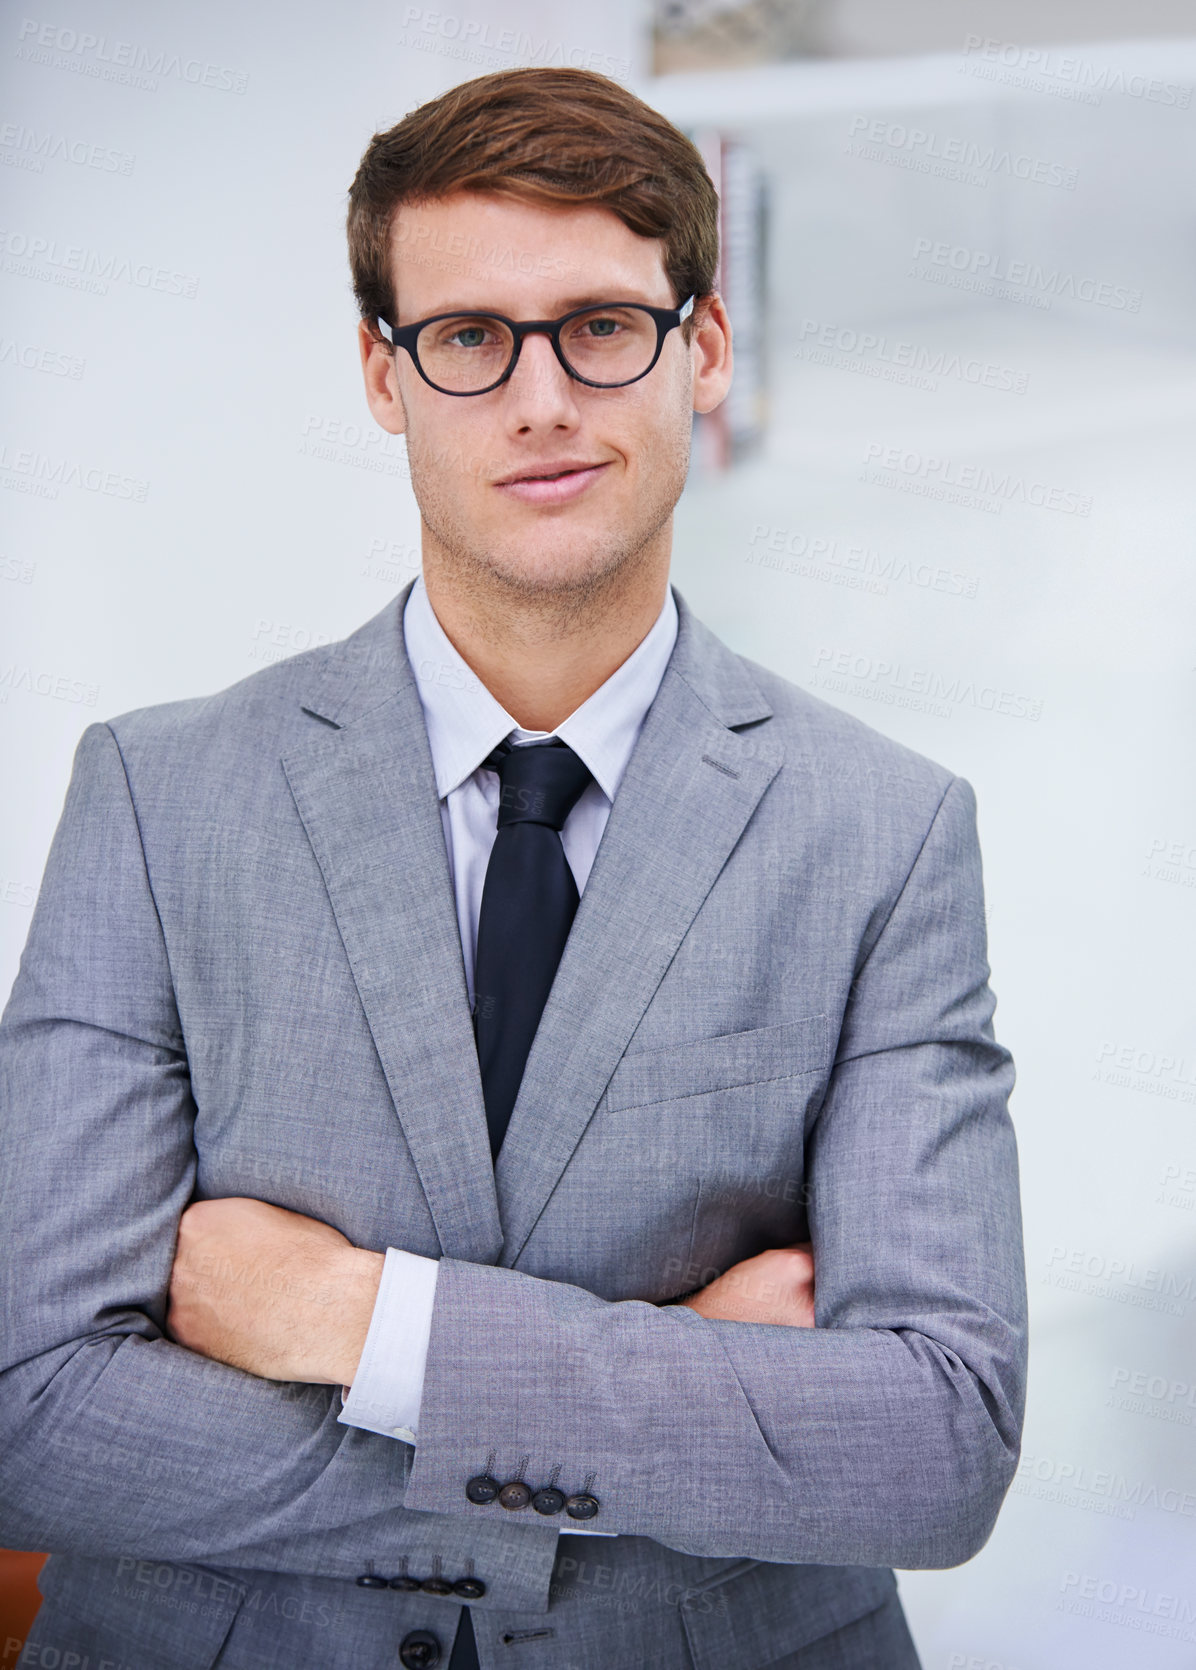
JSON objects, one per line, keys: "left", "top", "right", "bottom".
{"left": 654, "top": 0, "right": 1196, "bottom": 66}
{"left": 653, "top": 0, "right": 827, "bottom": 74}
{"left": 689, "top": 130, "right": 769, "bottom": 471}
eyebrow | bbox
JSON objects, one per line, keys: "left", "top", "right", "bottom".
{"left": 419, "top": 293, "right": 662, "bottom": 317}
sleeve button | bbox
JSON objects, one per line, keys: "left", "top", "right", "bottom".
{"left": 399, "top": 1630, "right": 441, "bottom": 1669}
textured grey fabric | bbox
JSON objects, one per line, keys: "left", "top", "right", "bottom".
{"left": 9, "top": 1555, "right": 915, "bottom": 1670}
{"left": 0, "top": 579, "right": 1025, "bottom": 1669}
{"left": 759, "top": 1593, "right": 922, "bottom": 1669}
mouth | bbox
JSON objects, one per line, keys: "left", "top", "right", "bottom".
{"left": 514, "top": 467, "right": 583, "bottom": 482}
{"left": 494, "top": 461, "right": 611, "bottom": 505}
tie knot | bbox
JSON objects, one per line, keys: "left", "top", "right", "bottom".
{"left": 481, "top": 738, "right": 593, "bottom": 832}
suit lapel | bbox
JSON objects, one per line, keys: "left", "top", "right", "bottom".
{"left": 494, "top": 601, "right": 783, "bottom": 1268}
{"left": 280, "top": 583, "right": 503, "bottom": 1265}
{"left": 279, "top": 581, "right": 781, "bottom": 1273}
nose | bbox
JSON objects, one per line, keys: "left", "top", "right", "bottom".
{"left": 502, "top": 329, "right": 579, "bottom": 432}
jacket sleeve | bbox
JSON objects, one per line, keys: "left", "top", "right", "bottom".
{"left": 0, "top": 723, "right": 419, "bottom": 1576}
{"left": 400, "top": 774, "right": 1028, "bottom": 1569}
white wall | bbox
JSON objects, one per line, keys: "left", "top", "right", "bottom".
{"left": 655, "top": 37, "right": 1196, "bottom": 1669}
{"left": 0, "top": 0, "right": 648, "bottom": 910}
{"left": 3, "top": 6, "right": 1194, "bottom": 1666}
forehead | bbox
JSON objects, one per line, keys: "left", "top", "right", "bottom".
{"left": 388, "top": 190, "right": 672, "bottom": 320}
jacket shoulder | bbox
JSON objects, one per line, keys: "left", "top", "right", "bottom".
{"left": 102, "top": 637, "right": 334, "bottom": 744}
{"left": 738, "top": 653, "right": 959, "bottom": 812}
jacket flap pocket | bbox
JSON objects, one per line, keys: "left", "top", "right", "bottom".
{"left": 604, "top": 1016, "right": 829, "bottom": 1113}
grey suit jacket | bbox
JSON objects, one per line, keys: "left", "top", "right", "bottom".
{"left": 0, "top": 580, "right": 1027, "bottom": 1670}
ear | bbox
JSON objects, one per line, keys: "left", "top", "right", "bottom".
{"left": 689, "top": 292, "right": 733, "bottom": 416}
{"left": 358, "top": 319, "right": 407, "bottom": 437}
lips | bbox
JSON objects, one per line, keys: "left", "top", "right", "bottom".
{"left": 494, "top": 461, "right": 611, "bottom": 506}
{"left": 498, "top": 462, "right": 602, "bottom": 485}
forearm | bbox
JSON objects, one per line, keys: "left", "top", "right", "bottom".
{"left": 0, "top": 1330, "right": 418, "bottom": 1575}
{"left": 401, "top": 1254, "right": 1022, "bottom": 1569}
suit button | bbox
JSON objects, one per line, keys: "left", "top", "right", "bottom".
{"left": 356, "top": 1573, "right": 389, "bottom": 1588}
{"left": 390, "top": 1575, "right": 422, "bottom": 1592}
{"left": 465, "top": 1473, "right": 499, "bottom": 1504}
{"left": 399, "top": 1629, "right": 441, "bottom": 1669}
{"left": 565, "top": 1493, "right": 600, "bottom": 1520}
{"left": 531, "top": 1487, "right": 566, "bottom": 1516}
{"left": 498, "top": 1481, "right": 531, "bottom": 1511}
{"left": 453, "top": 1577, "right": 486, "bottom": 1599}
{"left": 421, "top": 1576, "right": 454, "bottom": 1595}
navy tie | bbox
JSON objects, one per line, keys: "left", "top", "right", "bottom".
{"left": 450, "top": 739, "right": 592, "bottom": 1670}
{"left": 472, "top": 737, "right": 593, "bottom": 1161}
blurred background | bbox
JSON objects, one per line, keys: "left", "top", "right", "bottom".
{"left": 2, "top": 1, "right": 1195, "bottom": 1662}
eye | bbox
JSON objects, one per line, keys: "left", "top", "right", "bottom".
{"left": 584, "top": 316, "right": 620, "bottom": 337}
{"left": 448, "top": 324, "right": 490, "bottom": 349}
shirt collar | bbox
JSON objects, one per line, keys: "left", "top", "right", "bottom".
{"left": 403, "top": 570, "right": 678, "bottom": 804}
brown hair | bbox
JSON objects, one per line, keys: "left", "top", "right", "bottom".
{"left": 346, "top": 67, "right": 718, "bottom": 338}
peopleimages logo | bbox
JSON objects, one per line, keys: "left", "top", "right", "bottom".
{"left": 910, "top": 238, "right": 1142, "bottom": 312}
{"left": 747, "top": 523, "right": 980, "bottom": 599}
{"left": 862, "top": 443, "right": 1091, "bottom": 517}
{"left": 14, "top": 17, "right": 249, "bottom": 93}
{"left": 0, "top": 121, "right": 134, "bottom": 175}
{"left": 795, "top": 317, "right": 1029, "bottom": 394}
{"left": 396, "top": 5, "right": 631, "bottom": 81}
{"left": 0, "top": 442, "right": 149, "bottom": 502}
{"left": 0, "top": 228, "right": 198, "bottom": 299}
{"left": 846, "top": 115, "right": 1078, "bottom": 190}
{"left": 960, "top": 35, "right": 1192, "bottom": 109}
{"left": 0, "top": 663, "right": 99, "bottom": 705}
{"left": 0, "top": 336, "right": 84, "bottom": 377}
{"left": 1014, "top": 1450, "right": 1195, "bottom": 1520}
{"left": 810, "top": 647, "right": 1043, "bottom": 723}
{"left": 1092, "top": 1039, "right": 1196, "bottom": 1104}
{"left": 1058, "top": 1571, "right": 1196, "bottom": 1643}
{"left": 1110, "top": 1363, "right": 1196, "bottom": 1417}
{"left": 1043, "top": 1246, "right": 1193, "bottom": 1316}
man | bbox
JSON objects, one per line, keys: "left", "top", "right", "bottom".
{"left": 0, "top": 67, "right": 1026, "bottom": 1670}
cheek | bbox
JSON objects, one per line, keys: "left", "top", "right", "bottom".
{"left": 408, "top": 411, "right": 498, "bottom": 494}
{"left": 607, "top": 387, "right": 689, "bottom": 465}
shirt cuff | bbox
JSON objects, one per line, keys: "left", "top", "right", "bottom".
{"left": 337, "top": 1247, "right": 440, "bottom": 1444}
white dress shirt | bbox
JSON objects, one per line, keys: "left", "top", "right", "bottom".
{"left": 337, "top": 572, "right": 678, "bottom": 1533}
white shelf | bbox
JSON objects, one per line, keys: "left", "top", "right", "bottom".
{"left": 637, "top": 35, "right": 1196, "bottom": 125}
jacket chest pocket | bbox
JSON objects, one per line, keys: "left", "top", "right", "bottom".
{"left": 602, "top": 1015, "right": 830, "bottom": 1113}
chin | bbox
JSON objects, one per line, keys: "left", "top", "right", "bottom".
{"left": 474, "top": 532, "right": 638, "bottom": 597}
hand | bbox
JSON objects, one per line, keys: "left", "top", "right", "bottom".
{"left": 679, "top": 1242, "right": 815, "bottom": 1327}
{"left": 166, "top": 1197, "right": 384, "bottom": 1385}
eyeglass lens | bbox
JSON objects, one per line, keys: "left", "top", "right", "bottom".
{"left": 415, "top": 306, "right": 660, "bottom": 391}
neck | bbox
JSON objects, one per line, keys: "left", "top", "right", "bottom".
{"left": 419, "top": 534, "right": 672, "bottom": 732}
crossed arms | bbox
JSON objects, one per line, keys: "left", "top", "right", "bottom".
{"left": 0, "top": 721, "right": 1027, "bottom": 1575}
{"left": 162, "top": 1195, "right": 817, "bottom": 1384}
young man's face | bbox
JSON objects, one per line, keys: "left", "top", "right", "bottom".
{"left": 359, "top": 190, "right": 732, "bottom": 601}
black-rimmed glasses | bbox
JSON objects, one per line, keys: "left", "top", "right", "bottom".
{"left": 374, "top": 296, "right": 696, "bottom": 396}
